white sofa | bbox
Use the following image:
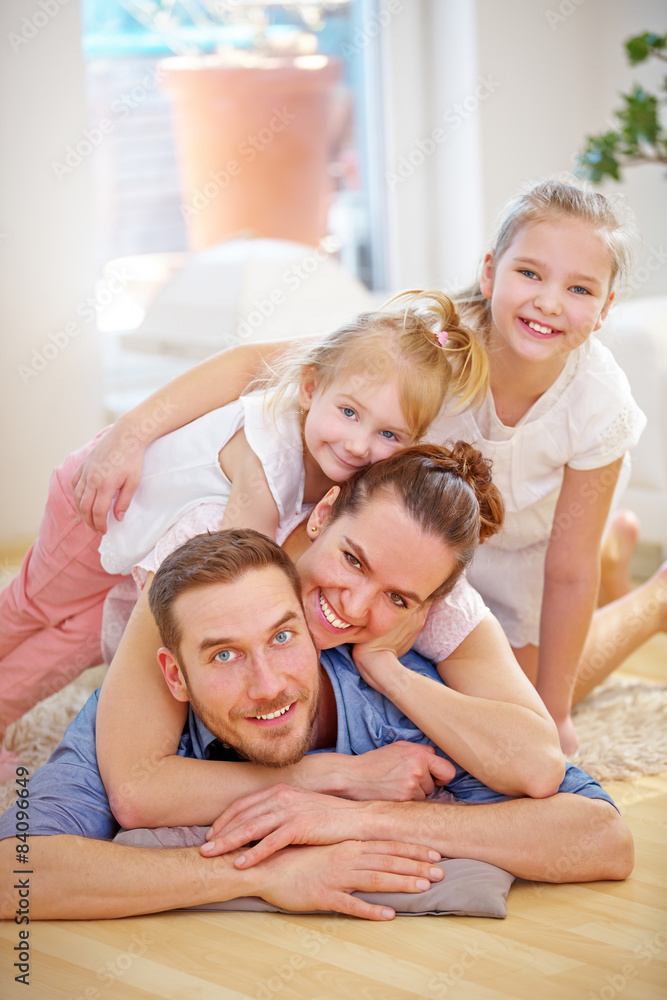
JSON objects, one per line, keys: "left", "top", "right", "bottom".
{"left": 601, "top": 296, "right": 667, "bottom": 555}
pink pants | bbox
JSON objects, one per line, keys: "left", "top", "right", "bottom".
{"left": 0, "top": 436, "right": 127, "bottom": 732}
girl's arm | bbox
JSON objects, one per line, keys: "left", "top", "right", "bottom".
{"left": 217, "top": 429, "right": 280, "bottom": 537}
{"left": 95, "top": 579, "right": 449, "bottom": 829}
{"left": 73, "top": 339, "right": 303, "bottom": 533}
{"left": 353, "top": 612, "right": 565, "bottom": 798}
{"left": 536, "top": 458, "right": 624, "bottom": 754}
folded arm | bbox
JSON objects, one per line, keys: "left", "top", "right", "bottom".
{"left": 96, "top": 584, "right": 453, "bottom": 829}
{"left": 202, "top": 784, "right": 634, "bottom": 884}
{"left": 0, "top": 834, "right": 443, "bottom": 921}
{"left": 354, "top": 612, "right": 565, "bottom": 798}
{"left": 72, "top": 339, "right": 302, "bottom": 532}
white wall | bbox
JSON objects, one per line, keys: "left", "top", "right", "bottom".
{"left": 383, "top": 0, "right": 667, "bottom": 296}
{"left": 0, "top": 1, "right": 103, "bottom": 545}
{"left": 476, "top": 0, "right": 667, "bottom": 297}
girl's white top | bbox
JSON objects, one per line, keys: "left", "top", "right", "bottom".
{"left": 98, "top": 391, "right": 306, "bottom": 576}
{"left": 426, "top": 337, "right": 647, "bottom": 647}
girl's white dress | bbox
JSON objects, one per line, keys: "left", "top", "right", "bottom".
{"left": 426, "top": 337, "right": 646, "bottom": 647}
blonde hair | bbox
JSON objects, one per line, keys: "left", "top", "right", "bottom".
{"left": 261, "top": 290, "right": 488, "bottom": 440}
{"left": 454, "top": 177, "right": 640, "bottom": 339}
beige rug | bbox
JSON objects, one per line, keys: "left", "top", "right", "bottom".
{"left": 0, "top": 670, "right": 665, "bottom": 816}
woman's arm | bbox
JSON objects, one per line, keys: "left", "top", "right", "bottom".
{"left": 95, "top": 579, "right": 451, "bottom": 829}
{"left": 353, "top": 612, "right": 565, "bottom": 798}
{"left": 536, "top": 458, "right": 624, "bottom": 754}
{"left": 73, "top": 339, "right": 302, "bottom": 532}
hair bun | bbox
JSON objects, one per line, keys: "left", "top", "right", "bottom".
{"left": 448, "top": 441, "right": 504, "bottom": 542}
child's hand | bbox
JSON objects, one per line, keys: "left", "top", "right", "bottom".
{"left": 72, "top": 427, "right": 146, "bottom": 533}
{"left": 555, "top": 715, "right": 580, "bottom": 757}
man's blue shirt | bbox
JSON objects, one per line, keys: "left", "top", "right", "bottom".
{"left": 0, "top": 645, "right": 616, "bottom": 841}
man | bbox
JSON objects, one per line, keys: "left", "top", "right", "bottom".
{"left": 0, "top": 532, "right": 633, "bottom": 921}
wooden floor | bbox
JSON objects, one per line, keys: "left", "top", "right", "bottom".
{"left": 0, "top": 601, "right": 665, "bottom": 998}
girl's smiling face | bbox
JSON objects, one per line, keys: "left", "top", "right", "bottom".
{"left": 480, "top": 217, "right": 615, "bottom": 366}
{"left": 299, "top": 374, "right": 414, "bottom": 483}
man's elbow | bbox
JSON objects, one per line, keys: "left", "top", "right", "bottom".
{"left": 599, "top": 809, "right": 634, "bottom": 880}
{"left": 107, "top": 783, "right": 160, "bottom": 830}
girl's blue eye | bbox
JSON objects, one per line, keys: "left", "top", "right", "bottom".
{"left": 274, "top": 630, "right": 292, "bottom": 645}
{"left": 519, "top": 269, "right": 538, "bottom": 279}
{"left": 380, "top": 430, "right": 397, "bottom": 440}
{"left": 571, "top": 286, "right": 590, "bottom": 295}
{"left": 341, "top": 406, "right": 356, "bottom": 419}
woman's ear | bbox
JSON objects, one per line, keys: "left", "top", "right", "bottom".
{"left": 307, "top": 486, "right": 341, "bottom": 538}
{"left": 593, "top": 289, "right": 615, "bottom": 332}
{"left": 157, "top": 648, "right": 190, "bottom": 703}
{"left": 479, "top": 251, "right": 495, "bottom": 301}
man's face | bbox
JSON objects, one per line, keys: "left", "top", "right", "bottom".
{"left": 160, "top": 567, "right": 321, "bottom": 768}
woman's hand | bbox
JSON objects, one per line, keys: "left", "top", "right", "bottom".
{"left": 71, "top": 425, "right": 146, "bottom": 533}
{"left": 352, "top": 606, "right": 428, "bottom": 698}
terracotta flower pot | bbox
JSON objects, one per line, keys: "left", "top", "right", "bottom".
{"left": 160, "top": 52, "right": 342, "bottom": 250}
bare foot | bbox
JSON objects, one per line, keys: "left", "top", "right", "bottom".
{"left": 599, "top": 510, "right": 641, "bottom": 606}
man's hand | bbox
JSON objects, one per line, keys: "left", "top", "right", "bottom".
{"left": 337, "top": 742, "right": 455, "bottom": 801}
{"left": 202, "top": 785, "right": 407, "bottom": 868}
{"left": 251, "top": 841, "right": 444, "bottom": 921}
{"left": 71, "top": 426, "right": 146, "bottom": 532}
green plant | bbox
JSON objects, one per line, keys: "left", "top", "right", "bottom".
{"left": 578, "top": 31, "right": 667, "bottom": 182}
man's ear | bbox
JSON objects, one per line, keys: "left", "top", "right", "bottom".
{"left": 157, "top": 648, "right": 190, "bottom": 703}
{"left": 593, "top": 289, "right": 615, "bottom": 332}
{"left": 307, "top": 486, "right": 341, "bottom": 538}
{"left": 479, "top": 251, "right": 495, "bottom": 301}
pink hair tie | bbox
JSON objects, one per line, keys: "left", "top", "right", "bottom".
{"left": 436, "top": 330, "right": 449, "bottom": 347}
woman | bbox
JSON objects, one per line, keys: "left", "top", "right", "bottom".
{"left": 96, "top": 444, "right": 565, "bottom": 832}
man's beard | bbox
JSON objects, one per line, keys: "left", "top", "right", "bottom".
{"left": 184, "top": 674, "right": 321, "bottom": 769}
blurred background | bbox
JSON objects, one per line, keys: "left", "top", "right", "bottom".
{"left": 1, "top": 0, "right": 666, "bottom": 548}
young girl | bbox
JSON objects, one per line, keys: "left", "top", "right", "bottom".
{"left": 0, "top": 290, "right": 486, "bottom": 750}
{"left": 438, "top": 179, "right": 647, "bottom": 753}
{"left": 73, "top": 180, "right": 666, "bottom": 757}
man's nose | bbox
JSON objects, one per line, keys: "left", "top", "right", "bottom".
{"left": 245, "top": 655, "right": 286, "bottom": 702}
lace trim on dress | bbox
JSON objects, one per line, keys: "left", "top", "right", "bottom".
{"left": 598, "top": 404, "right": 642, "bottom": 454}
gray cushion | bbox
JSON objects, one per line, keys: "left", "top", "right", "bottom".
{"left": 114, "top": 825, "right": 514, "bottom": 918}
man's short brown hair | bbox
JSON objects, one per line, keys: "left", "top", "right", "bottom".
{"left": 148, "top": 529, "right": 303, "bottom": 656}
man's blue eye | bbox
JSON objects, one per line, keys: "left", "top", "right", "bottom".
{"left": 215, "top": 650, "right": 233, "bottom": 662}
{"left": 274, "top": 630, "right": 291, "bottom": 644}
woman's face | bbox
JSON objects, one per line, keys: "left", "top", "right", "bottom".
{"left": 295, "top": 492, "right": 457, "bottom": 651}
